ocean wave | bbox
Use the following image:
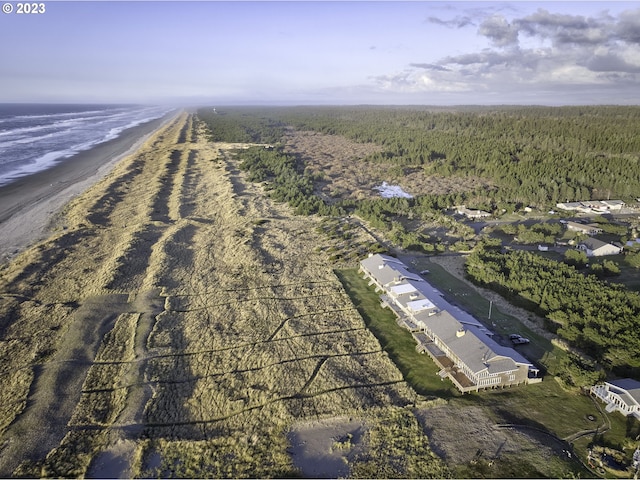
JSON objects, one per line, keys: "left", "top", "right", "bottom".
{"left": 0, "top": 106, "right": 174, "bottom": 186}
{"left": 0, "top": 107, "right": 129, "bottom": 125}
{"left": 0, "top": 149, "right": 72, "bottom": 186}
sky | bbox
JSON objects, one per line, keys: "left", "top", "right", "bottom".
{"left": 1, "top": 1, "right": 640, "bottom": 105}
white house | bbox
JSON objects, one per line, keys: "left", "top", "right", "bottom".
{"left": 456, "top": 205, "right": 491, "bottom": 219}
{"left": 577, "top": 238, "right": 622, "bottom": 257}
{"left": 556, "top": 200, "right": 625, "bottom": 213}
{"left": 591, "top": 379, "right": 640, "bottom": 419}
{"left": 360, "top": 254, "right": 540, "bottom": 393}
{"left": 565, "top": 221, "right": 603, "bottom": 236}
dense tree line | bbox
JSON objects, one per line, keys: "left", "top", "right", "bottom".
{"left": 236, "top": 146, "right": 342, "bottom": 216}
{"left": 197, "top": 107, "right": 640, "bottom": 377}
{"left": 197, "top": 109, "right": 285, "bottom": 144}
{"left": 465, "top": 245, "right": 640, "bottom": 376}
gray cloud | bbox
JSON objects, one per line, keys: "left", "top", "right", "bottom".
{"left": 426, "top": 15, "right": 475, "bottom": 29}
{"left": 584, "top": 53, "right": 640, "bottom": 74}
{"left": 616, "top": 9, "right": 640, "bottom": 44}
{"left": 515, "top": 9, "right": 610, "bottom": 46}
{"left": 478, "top": 15, "right": 519, "bottom": 47}
{"left": 375, "top": 7, "right": 640, "bottom": 104}
{"left": 409, "top": 63, "right": 450, "bottom": 72}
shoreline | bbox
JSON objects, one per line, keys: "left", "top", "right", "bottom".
{"left": 0, "top": 109, "right": 181, "bottom": 263}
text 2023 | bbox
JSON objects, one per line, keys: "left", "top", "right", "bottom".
{"left": 17, "top": 3, "right": 45, "bottom": 13}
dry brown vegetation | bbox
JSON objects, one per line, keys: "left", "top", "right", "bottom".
{"left": 0, "top": 114, "right": 448, "bottom": 477}
{"left": 283, "top": 129, "right": 491, "bottom": 202}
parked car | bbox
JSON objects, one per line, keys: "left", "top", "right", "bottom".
{"left": 511, "top": 336, "right": 530, "bottom": 345}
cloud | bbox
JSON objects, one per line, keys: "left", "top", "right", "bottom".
{"left": 584, "top": 50, "right": 640, "bottom": 74}
{"left": 426, "top": 15, "right": 475, "bottom": 29}
{"left": 515, "top": 9, "right": 610, "bottom": 46}
{"left": 478, "top": 15, "right": 519, "bottom": 47}
{"left": 371, "top": 6, "right": 640, "bottom": 103}
{"left": 409, "top": 63, "right": 451, "bottom": 72}
{"left": 616, "top": 9, "right": 640, "bottom": 44}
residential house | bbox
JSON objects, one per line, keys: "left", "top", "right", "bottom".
{"left": 556, "top": 200, "right": 625, "bottom": 213}
{"left": 556, "top": 202, "right": 585, "bottom": 212}
{"left": 456, "top": 205, "right": 491, "bottom": 219}
{"left": 591, "top": 379, "right": 640, "bottom": 419}
{"left": 360, "top": 254, "right": 540, "bottom": 393}
{"left": 565, "top": 221, "right": 603, "bottom": 236}
{"left": 577, "top": 238, "right": 623, "bottom": 257}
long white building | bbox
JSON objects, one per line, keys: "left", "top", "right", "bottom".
{"left": 360, "top": 254, "right": 541, "bottom": 393}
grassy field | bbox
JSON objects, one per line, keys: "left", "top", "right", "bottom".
{"left": 336, "top": 269, "right": 459, "bottom": 399}
{"left": 2, "top": 115, "right": 637, "bottom": 478}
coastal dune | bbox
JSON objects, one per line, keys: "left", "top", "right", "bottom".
{"left": 0, "top": 112, "right": 439, "bottom": 477}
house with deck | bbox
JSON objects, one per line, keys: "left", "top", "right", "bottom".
{"left": 456, "top": 205, "right": 491, "bottom": 219}
{"left": 591, "top": 379, "right": 640, "bottom": 419}
{"left": 360, "top": 254, "right": 540, "bottom": 393}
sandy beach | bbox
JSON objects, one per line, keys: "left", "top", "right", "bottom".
{"left": 0, "top": 110, "right": 179, "bottom": 262}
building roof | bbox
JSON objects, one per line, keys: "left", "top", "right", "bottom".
{"left": 360, "top": 254, "right": 422, "bottom": 286}
{"left": 417, "top": 310, "right": 526, "bottom": 375}
{"left": 361, "top": 254, "right": 532, "bottom": 378}
{"left": 566, "top": 221, "right": 602, "bottom": 232}
{"left": 608, "top": 378, "right": 640, "bottom": 405}
{"left": 407, "top": 298, "right": 436, "bottom": 313}
{"left": 580, "top": 237, "right": 612, "bottom": 251}
{"left": 390, "top": 283, "right": 418, "bottom": 295}
{"left": 556, "top": 202, "right": 585, "bottom": 211}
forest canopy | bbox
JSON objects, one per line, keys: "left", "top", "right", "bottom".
{"left": 465, "top": 246, "right": 640, "bottom": 375}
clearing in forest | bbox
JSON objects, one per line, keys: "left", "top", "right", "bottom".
{"left": 283, "top": 129, "right": 492, "bottom": 202}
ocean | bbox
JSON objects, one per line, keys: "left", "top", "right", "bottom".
{"left": 0, "top": 104, "right": 175, "bottom": 186}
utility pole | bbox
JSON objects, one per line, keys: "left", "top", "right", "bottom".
{"left": 488, "top": 300, "right": 492, "bottom": 321}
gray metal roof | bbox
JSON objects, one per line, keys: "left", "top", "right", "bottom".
{"left": 361, "top": 254, "right": 422, "bottom": 286}
{"left": 580, "top": 237, "right": 608, "bottom": 249}
{"left": 361, "top": 254, "right": 531, "bottom": 376}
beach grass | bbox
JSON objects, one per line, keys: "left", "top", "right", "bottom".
{"left": 3, "top": 111, "right": 633, "bottom": 479}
